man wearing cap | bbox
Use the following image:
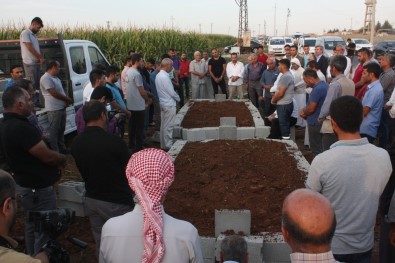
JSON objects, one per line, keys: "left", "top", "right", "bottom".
{"left": 20, "top": 17, "right": 45, "bottom": 107}
{"left": 99, "top": 148, "right": 203, "bottom": 263}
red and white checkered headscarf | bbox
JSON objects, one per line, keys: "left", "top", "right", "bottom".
{"left": 126, "top": 148, "right": 174, "bottom": 263}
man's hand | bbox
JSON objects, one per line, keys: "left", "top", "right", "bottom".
{"left": 65, "top": 97, "right": 73, "bottom": 106}
{"left": 258, "top": 96, "right": 264, "bottom": 102}
{"left": 271, "top": 98, "right": 276, "bottom": 105}
{"left": 300, "top": 109, "right": 306, "bottom": 119}
{"left": 38, "top": 57, "right": 45, "bottom": 64}
{"left": 125, "top": 110, "right": 132, "bottom": 118}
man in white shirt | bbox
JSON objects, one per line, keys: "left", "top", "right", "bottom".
{"left": 100, "top": 148, "right": 203, "bottom": 263}
{"left": 156, "top": 58, "right": 180, "bottom": 151}
{"left": 226, "top": 53, "right": 244, "bottom": 99}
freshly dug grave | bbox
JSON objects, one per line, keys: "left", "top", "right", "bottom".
{"left": 164, "top": 139, "right": 307, "bottom": 237}
{"left": 181, "top": 101, "right": 255, "bottom": 128}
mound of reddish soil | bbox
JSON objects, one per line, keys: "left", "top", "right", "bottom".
{"left": 181, "top": 101, "right": 255, "bottom": 128}
{"left": 164, "top": 139, "right": 307, "bottom": 237}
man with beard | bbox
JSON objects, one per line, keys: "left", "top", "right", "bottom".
{"left": 20, "top": 17, "right": 45, "bottom": 107}
{"left": 0, "top": 170, "right": 49, "bottom": 263}
{"left": 208, "top": 48, "right": 227, "bottom": 97}
{"left": 0, "top": 87, "right": 66, "bottom": 256}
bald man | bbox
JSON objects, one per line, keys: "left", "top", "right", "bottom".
{"left": 281, "top": 189, "right": 337, "bottom": 262}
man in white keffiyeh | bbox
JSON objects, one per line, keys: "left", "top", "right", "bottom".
{"left": 99, "top": 148, "right": 204, "bottom": 263}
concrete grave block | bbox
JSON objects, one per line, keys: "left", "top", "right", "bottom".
{"left": 237, "top": 127, "right": 256, "bottom": 139}
{"left": 290, "top": 126, "right": 296, "bottom": 142}
{"left": 173, "top": 126, "right": 182, "bottom": 138}
{"left": 203, "top": 127, "right": 219, "bottom": 140}
{"left": 58, "top": 181, "right": 85, "bottom": 203}
{"left": 215, "top": 209, "right": 251, "bottom": 237}
{"left": 220, "top": 117, "right": 236, "bottom": 126}
{"left": 200, "top": 237, "right": 216, "bottom": 262}
{"left": 150, "top": 131, "right": 161, "bottom": 143}
{"left": 219, "top": 126, "right": 237, "bottom": 140}
{"left": 185, "top": 128, "right": 206, "bottom": 141}
{"left": 255, "top": 126, "right": 270, "bottom": 139}
{"left": 261, "top": 233, "right": 291, "bottom": 262}
{"left": 58, "top": 181, "right": 86, "bottom": 217}
{"left": 58, "top": 200, "right": 85, "bottom": 217}
{"left": 215, "top": 94, "right": 226, "bottom": 102}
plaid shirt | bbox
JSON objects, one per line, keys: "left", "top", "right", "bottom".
{"left": 290, "top": 251, "right": 338, "bottom": 263}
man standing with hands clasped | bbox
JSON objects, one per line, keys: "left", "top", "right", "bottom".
{"left": 20, "top": 17, "right": 45, "bottom": 107}
{"left": 226, "top": 53, "right": 244, "bottom": 99}
{"left": 208, "top": 48, "right": 227, "bottom": 97}
{"left": 40, "top": 61, "right": 73, "bottom": 153}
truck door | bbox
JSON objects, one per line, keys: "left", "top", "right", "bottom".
{"left": 66, "top": 44, "right": 89, "bottom": 108}
{"left": 87, "top": 45, "right": 110, "bottom": 69}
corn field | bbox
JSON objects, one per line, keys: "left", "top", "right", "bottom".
{"left": 0, "top": 24, "right": 236, "bottom": 67}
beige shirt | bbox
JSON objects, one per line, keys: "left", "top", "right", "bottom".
{"left": 100, "top": 204, "right": 203, "bottom": 263}
{"left": 0, "top": 235, "right": 41, "bottom": 263}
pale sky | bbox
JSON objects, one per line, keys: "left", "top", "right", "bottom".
{"left": 1, "top": 0, "right": 394, "bottom": 37}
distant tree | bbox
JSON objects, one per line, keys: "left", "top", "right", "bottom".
{"left": 382, "top": 20, "right": 393, "bottom": 30}
{"left": 376, "top": 21, "right": 382, "bottom": 31}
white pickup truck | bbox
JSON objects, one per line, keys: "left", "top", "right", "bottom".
{"left": 0, "top": 35, "right": 110, "bottom": 134}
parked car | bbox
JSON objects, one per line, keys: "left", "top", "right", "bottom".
{"left": 372, "top": 40, "right": 395, "bottom": 58}
{"left": 315, "top": 36, "right": 346, "bottom": 57}
{"left": 268, "top": 37, "right": 286, "bottom": 55}
{"left": 223, "top": 40, "right": 263, "bottom": 54}
{"left": 285, "top": 37, "right": 293, "bottom": 45}
{"left": 223, "top": 43, "right": 237, "bottom": 53}
{"left": 351, "top": 38, "right": 372, "bottom": 53}
{"left": 298, "top": 37, "right": 317, "bottom": 55}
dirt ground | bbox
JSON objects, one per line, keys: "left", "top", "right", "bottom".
{"left": 165, "top": 139, "right": 306, "bottom": 237}
{"left": 181, "top": 101, "right": 254, "bottom": 128}
{"left": 9, "top": 101, "right": 380, "bottom": 262}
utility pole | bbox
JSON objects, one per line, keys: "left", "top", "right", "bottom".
{"left": 170, "top": 16, "right": 175, "bottom": 30}
{"left": 258, "top": 24, "right": 261, "bottom": 35}
{"left": 106, "top": 21, "right": 111, "bottom": 29}
{"left": 235, "top": 0, "right": 248, "bottom": 43}
{"left": 285, "top": 8, "right": 291, "bottom": 36}
{"left": 274, "top": 3, "right": 277, "bottom": 36}
{"left": 264, "top": 20, "right": 267, "bottom": 35}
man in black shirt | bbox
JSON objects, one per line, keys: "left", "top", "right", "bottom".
{"left": 71, "top": 100, "right": 134, "bottom": 258}
{"left": 0, "top": 87, "right": 66, "bottom": 255}
{"left": 346, "top": 38, "right": 356, "bottom": 59}
{"left": 208, "top": 48, "right": 227, "bottom": 97}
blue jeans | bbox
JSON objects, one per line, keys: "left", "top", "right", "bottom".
{"left": 23, "top": 62, "right": 43, "bottom": 106}
{"left": 276, "top": 102, "right": 293, "bottom": 138}
{"left": 46, "top": 109, "right": 67, "bottom": 153}
{"left": 16, "top": 185, "right": 57, "bottom": 255}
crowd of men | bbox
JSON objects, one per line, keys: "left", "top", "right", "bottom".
{"left": 2, "top": 16, "right": 395, "bottom": 263}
